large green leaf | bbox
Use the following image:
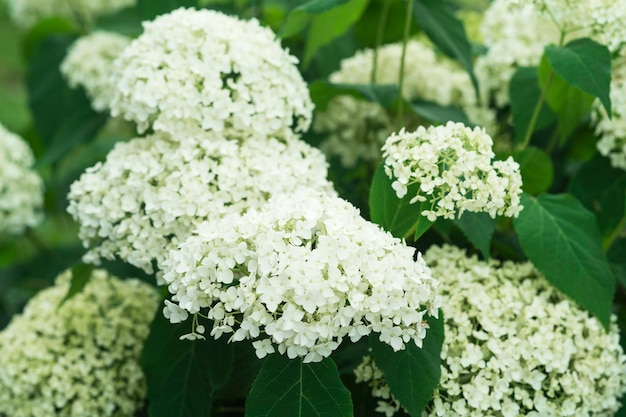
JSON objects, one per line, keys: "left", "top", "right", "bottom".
{"left": 303, "top": 0, "right": 370, "bottom": 67}
{"left": 513, "top": 193, "right": 615, "bottom": 329}
{"left": 309, "top": 81, "right": 399, "bottom": 111}
{"left": 413, "top": 0, "right": 478, "bottom": 95}
{"left": 454, "top": 212, "right": 495, "bottom": 259}
{"left": 142, "top": 313, "right": 234, "bottom": 417}
{"left": 245, "top": 356, "right": 353, "bottom": 417}
{"left": 26, "top": 36, "right": 108, "bottom": 165}
{"left": 136, "top": 0, "right": 197, "bottom": 20}
{"left": 509, "top": 67, "right": 555, "bottom": 143}
{"left": 514, "top": 147, "right": 554, "bottom": 195}
{"left": 369, "top": 314, "right": 443, "bottom": 417}
{"left": 279, "top": 0, "right": 351, "bottom": 38}
{"left": 568, "top": 154, "right": 626, "bottom": 236}
{"left": 544, "top": 38, "right": 611, "bottom": 114}
{"left": 369, "top": 163, "right": 432, "bottom": 240}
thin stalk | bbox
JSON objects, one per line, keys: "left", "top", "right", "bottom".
{"left": 519, "top": 70, "right": 554, "bottom": 151}
{"left": 396, "top": 0, "right": 414, "bottom": 130}
{"left": 603, "top": 216, "right": 625, "bottom": 252}
{"left": 371, "top": 0, "right": 392, "bottom": 84}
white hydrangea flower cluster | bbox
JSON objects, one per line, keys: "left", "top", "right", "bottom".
{"left": 355, "top": 245, "right": 626, "bottom": 417}
{"left": 0, "top": 123, "right": 44, "bottom": 237}
{"left": 67, "top": 130, "right": 334, "bottom": 277}
{"left": 110, "top": 7, "right": 313, "bottom": 138}
{"left": 0, "top": 268, "right": 159, "bottom": 417}
{"left": 313, "top": 40, "right": 496, "bottom": 167}
{"left": 592, "top": 56, "right": 626, "bottom": 171}
{"left": 475, "top": 0, "right": 560, "bottom": 107}
{"left": 162, "top": 189, "right": 440, "bottom": 363}
{"left": 382, "top": 122, "right": 523, "bottom": 221}
{"left": 6, "top": 0, "right": 135, "bottom": 29}
{"left": 509, "top": 0, "right": 626, "bottom": 52}
{"left": 60, "top": 31, "right": 131, "bottom": 112}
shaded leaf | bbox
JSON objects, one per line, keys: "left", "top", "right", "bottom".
{"left": 136, "top": 0, "right": 197, "bottom": 21}
{"left": 280, "top": 0, "right": 351, "bottom": 38}
{"left": 246, "top": 356, "right": 352, "bottom": 417}
{"left": 513, "top": 193, "right": 615, "bottom": 329}
{"left": 514, "top": 146, "right": 554, "bottom": 195}
{"left": 59, "top": 263, "right": 94, "bottom": 307}
{"left": 608, "top": 238, "right": 626, "bottom": 288}
{"left": 309, "top": 81, "right": 399, "bottom": 111}
{"left": 509, "top": 66, "right": 555, "bottom": 143}
{"left": 408, "top": 100, "right": 471, "bottom": 125}
{"left": 454, "top": 212, "right": 495, "bottom": 259}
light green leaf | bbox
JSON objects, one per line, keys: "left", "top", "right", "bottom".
{"left": 454, "top": 212, "right": 495, "bottom": 259}
{"left": 369, "top": 163, "right": 433, "bottom": 240}
{"left": 509, "top": 66, "right": 555, "bottom": 143}
{"left": 142, "top": 313, "right": 234, "bottom": 417}
{"left": 408, "top": 100, "right": 471, "bottom": 125}
{"left": 370, "top": 314, "right": 443, "bottom": 417}
{"left": 58, "top": 263, "right": 94, "bottom": 307}
{"left": 513, "top": 193, "right": 615, "bottom": 329}
{"left": 245, "top": 356, "right": 352, "bottom": 417}
{"left": 514, "top": 147, "right": 554, "bottom": 195}
{"left": 544, "top": 38, "right": 611, "bottom": 114}
{"left": 309, "top": 81, "right": 399, "bottom": 111}
{"left": 279, "top": 0, "right": 351, "bottom": 38}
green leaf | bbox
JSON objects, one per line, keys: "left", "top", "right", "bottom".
{"left": 514, "top": 147, "right": 554, "bottom": 195}
{"left": 58, "top": 263, "right": 94, "bottom": 307}
{"left": 509, "top": 67, "right": 555, "bottom": 143}
{"left": 136, "top": 0, "right": 197, "bottom": 21}
{"left": 303, "top": 0, "right": 370, "bottom": 67}
{"left": 544, "top": 38, "right": 611, "bottom": 114}
{"left": 538, "top": 55, "right": 595, "bottom": 140}
{"left": 280, "top": 0, "right": 351, "bottom": 38}
{"left": 408, "top": 100, "right": 471, "bottom": 125}
{"left": 608, "top": 238, "right": 626, "bottom": 288}
{"left": 215, "top": 342, "right": 264, "bottom": 401}
{"left": 22, "top": 17, "right": 77, "bottom": 60}
{"left": 142, "top": 313, "right": 234, "bottom": 417}
{"left": 26, "top": 36, "right": 108, "bottom": 165}
{"left": 413, "top": 0, "right": 478, "bottom": 95}
{"left": 369, "top": 314, "right": 443, "bottom": 417}
{"left": 454, "top": 212, "right": 495, "bottom": 259}
{"left": 309, "top": 81, "right": 400, "bottom": 111}
{"left": 568, "top": 154, "right": 626, "bottom": 236}
{"left": 245, "top": 356, "right": 353, "bottom": 417}
{"left": 513, "top": 193, "right": 615, "bottom": 329}
{"left": 369, "top": 163, "right": 433, "bottom": 240}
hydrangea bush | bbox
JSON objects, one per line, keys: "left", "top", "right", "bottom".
{"left": 1, "top": 0, "right": 625, "bottom": 416}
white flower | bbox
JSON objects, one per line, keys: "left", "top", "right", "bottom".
{"left": 0, "top": 268, "right": 159, "bottom": 417}
{"left": 355, "top": 245, "right": 626, "bottom": 416}
{"left": 162, "top": 189, "right": 440, "bottom": 362}
{"left": 6, "top": 0, "right": 135, "bottom": 29}
{"left": 61, "top": 31, "right": 131, "bottom": 112}
{"left": 0, "top": 123, "right": 44, "bottom": 237}
{"left": 109, "top": 7, "right": 313, "bottom": 138}
{"left": 381, "top": 122, "right": 523, "bottom": 220}
{"left": 67, "top": 129, "right": 335, "bottom": 278}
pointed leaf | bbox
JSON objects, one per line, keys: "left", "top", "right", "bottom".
{"left": 513, "top": 193, "right": 615, "bottom": 329}
{"left": 142, "top": 313, "right": 234, "bottom": 417}
{"left": 408, "top": 100, "right": 471, "bottom": 125}
{"left": 59, "top": 263, "right": 94, "bottom": 307}
{"left": 309, "top": 81, "right": 400, "bottom": 111}
{"left": 280, "top": 0, "right": 351, "bottom": 38}
{"left": 544, "top": 38, "right": 611, "bottom": 114}
{"left": 369, "top": 163, "right": 432, "bottom": 240}
{"left": 369, "top": 314, "right": 443, "bottom": 417}
{"left": 454, "top": 212, "right": 495, "bottom": 259}
{"left": 509, "top": 67, "right": 555, "bottom": 143}
{"left": 514, "top": 146, "right": 554, "bottom": 195}
{"left": 246, "top": 356, "right": 353, "bottom": 417}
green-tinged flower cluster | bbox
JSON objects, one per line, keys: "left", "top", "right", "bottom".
{"left": 0, "top": 269, "right": 160, "bottom": 417}
{"left": 355, "top": 245, "right": 626, "bottom": 417}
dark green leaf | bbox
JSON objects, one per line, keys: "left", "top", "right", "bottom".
{"left": 509, "top": 67, "right": 555, "bottom": 143}
{"left": 608, "top": 238, "right": 626, "bottom": 288}
{"left": 413, "top": 0, "right": 478, "bottom": 95}
{"left": 513, "top": 193, "right": 615, "bottom": 329}
{"left": 59, "top": 263, "right": 94, "bottom": 307}
{"left": 369, "top": 314, "right": 443, "bottom": 417}
{"left": 369, "top": 163, "right": 432, "bottom": 240}
{"left": 142, "top": 313, "right": 234, "bottom": 417}
{"left": 245, "top": 356, "right": 353, "bottom": 417}
{"left": 568, "top": 154, "right": 626, "bottom": 236}
{"left": 544, "top": 38, "right": 611, "bottom": 114}
{"left": 408, "top": 100, "right": 471, "bottom": 125}
{"left": 514, "top": 147, "right": 554, "bottom": 195}
{"left": 303, "top": 0, "right": 370, "bottom": 67}
{"left": 454, "top": 212, "right": 495, "bottom": 259}
{"left": 538, "top": 55, "right": 595, "bottom": 141}
{"left": 309, "top": 81, "right": 400, "bottom": 111}
{"left": 136, "top": 0, "right": 197, "bottom": 21}
{"left": 22, "top": 18, "right": 77, "bottom": 60}
{"left": 215, "top": 342, "right": 264, "bottom": 401}
{"left": 280, "top": 0, "right": 351, "bottom": 38}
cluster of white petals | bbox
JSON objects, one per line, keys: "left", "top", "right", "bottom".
{"left": 61, "top": 31, "right": 131, "bottom": 112}
{"left": 0, "top": 123, "right": 44, "bottom": 237}
{"left": 356, "top": 245, "right": 626, "bottom": 417}
{"left": 475, "top": 0, "right": 559, "bottom": 107}
{"left": 110, "top": 7, "right": 313, "bottom": 138}
{"left": 162, "top": 189, "right": 440, "bottom": 363}
{"left": 6, "top": 0, "right": 135, "bottom": 29}
{"left": 0, "top": 269, "right": 159, "bottom": 417}
{"left": 314, "top": 40, "right": 495, "bottom": 167}
{"left": 593, "top": 56, "right": 626, "bottom": 170}
{"left": 67, "top": 130, "right": 334, "bottom": 278}
{"left": 382, "top": 122, "right": 523, "bottom": 221}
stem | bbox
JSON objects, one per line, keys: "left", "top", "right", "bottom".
{"left": 519, "top": 70, "right": 554, "bottom": 151}
{"left": 603, "top": 216, "right": 625, "bottom": 252}
{"left": 396, "top": 0, "right": 414, "bottom": 130}
{"left": 371, "top": 0, "right": 392, "bottom": 84}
